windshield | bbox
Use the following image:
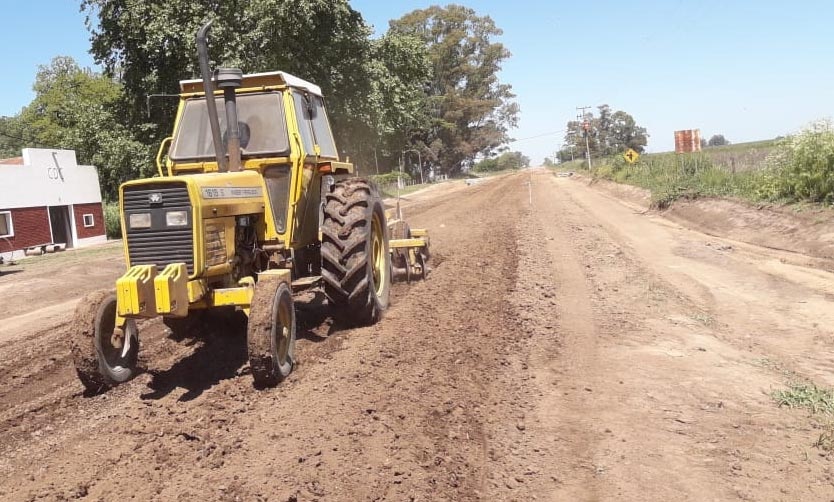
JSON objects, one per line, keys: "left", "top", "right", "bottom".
{"left": 169, "top": 92, "right": 290, "bottom": 161}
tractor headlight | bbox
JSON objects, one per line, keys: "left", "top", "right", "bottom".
{"left": 165, "top": 210, "right": 188, "bottom": 227}
{"left": 128, "top": 212, "right": 151, "bottom": 229}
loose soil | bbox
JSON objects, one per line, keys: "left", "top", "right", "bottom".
{"left": 0, "top": 171, "right": 833, "bottom": 501}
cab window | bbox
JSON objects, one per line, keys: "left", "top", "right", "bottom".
{"left": 170, "top": 92, "right": 290, "bottom": 161}
{"left": 292, "top": 92, "right": 315, "bottom": 155}
{"left": 292, "top": 92, "right": 338, "bottom": 158}
{"left": 310, "top": 96, "right": 337, "bottom": 158}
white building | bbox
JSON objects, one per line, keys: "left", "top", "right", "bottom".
{"left": 0, "top": 148, "right": 106, "bottom": 258}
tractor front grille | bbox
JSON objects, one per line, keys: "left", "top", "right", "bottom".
{"left": 123, "top": 183, "right": 194, "bottom": 275}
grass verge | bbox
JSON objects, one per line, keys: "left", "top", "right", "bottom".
{"left": 3, "top": 241, "right": 122, "bottom": 270}
{"left": 773, "top": 382, "right": 834, "bottom": 452}
{"left": 380, "top": 182, "right": 433, "bottom": 199}
{"left": 567, "top": 121, "right": 834, "bottom": 209}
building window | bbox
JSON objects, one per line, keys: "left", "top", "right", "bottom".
{"left": 83, "top": 214, "right": 95, "bottom": 228}
{"left": 0, "top": 211, "right": 13, "bottom": 238}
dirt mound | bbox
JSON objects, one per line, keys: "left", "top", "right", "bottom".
{"left": 665, "top": 198, "right": 834, "bottom": 261}
{"left": 587, "top": 176, "right": 834, "bottom": 263}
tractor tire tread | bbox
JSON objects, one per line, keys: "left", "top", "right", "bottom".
{"left": 320, "top": 178, "right": 390, "bottom": 326}
{"left": 68, "top": 290, "right": 117, "bottom": 393}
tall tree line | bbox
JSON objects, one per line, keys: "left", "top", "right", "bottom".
{"left": 1, "top": 1, "right": 518, "bottom": 198}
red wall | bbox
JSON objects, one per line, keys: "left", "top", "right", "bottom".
{"left": 0, "top": 206, "right": 52, "bottom": 253}
{"left": 73, "top": 202, "right": 105, "bottom": 239}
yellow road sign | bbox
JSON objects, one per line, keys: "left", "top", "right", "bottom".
{"left": 624, "top": 148, "right": 639, "bottom": 164}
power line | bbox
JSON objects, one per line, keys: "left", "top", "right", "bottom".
{"left": 507, "top": 129, "right": 565, "bottom": 144}
{"left": 0, "top": 129, "right": 44, "bottom": 147}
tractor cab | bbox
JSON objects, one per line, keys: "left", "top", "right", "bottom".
{"left": 165, "top": 72, "right": 343, "bottom": 174}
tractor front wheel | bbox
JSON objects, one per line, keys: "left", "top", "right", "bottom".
{"left": 247, "top": 277, "right": 296, "bottom": 387}
{"left": 69, "top": 290, "right": 139, "bottom": 393}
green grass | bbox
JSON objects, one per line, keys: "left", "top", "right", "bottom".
{"left": 104, "top": 201, "right": 122, "bottom": 239}
{"left": 552, "top": 159, "right": 586, "bottom": 172}
{"left": 706, "top": 138, "right": 779, "bottom": 152}
{"left": 5, "top": 241, "right": 122, "bottom": 269}
{"left": 380, "top": 182, "right": 432, "bottom": 199}
{"left": 585, "top": 152, "right": 768, "bottom": 208}
{"left": 815, "top": 426, "right": 834, "bottom": 452}
{"left": 773, "top": 382, "right": 834, "bottom": 415}
{"left": 573, "top": 123, "right": 834, "bottom": 209}
{"left": 772, "top": 381, "right": 834, "bottom": 452}
{"left": 698, "top": 139, "right": 778, "bottom": 172}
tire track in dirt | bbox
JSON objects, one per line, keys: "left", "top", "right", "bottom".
{"left": 511, "top": 175, "right": 603, "bottom": 500}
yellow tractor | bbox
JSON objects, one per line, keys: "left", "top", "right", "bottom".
{"left": 69, "top": 21, "right": 429, "bottom": 392}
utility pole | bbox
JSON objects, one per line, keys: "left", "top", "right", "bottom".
{"left": 576, "top": 106, "right": 592, "bottom": 172}
{"left": 566, "top": 131, "right": 576, "bottom": 162}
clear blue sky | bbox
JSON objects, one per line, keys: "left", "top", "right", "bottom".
{"left": 2, "top": 1, "right": 833, "bottom": 163}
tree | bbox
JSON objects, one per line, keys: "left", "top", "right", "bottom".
{"left": 13, "top": 57, "right": 150, "bottom": 200}
{"left": 80, "top": 0, "right": 431, "bottom": 170}
{"left": 543, "top": 157, "right": 556, "bottom": 167}
{"left": 707, "top": 134, "right": 729, "bottom": 147}
{"left": 0, "top": 115, "right": 32, "bottom": 159}
{"left": 560, "top": 104, "right": 648, "bottom": 158}
{"left": 361, "top": 31, "right": 433, "bottom": 169}
{"left": 473, "top": 151, "right": 528, "bottom": 172}
{"left": 389, "top": 5, "right": 519, "bottom": 175}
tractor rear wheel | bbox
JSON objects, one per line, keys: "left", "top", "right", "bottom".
{"left": 247, "top": 277, "right": 296, "bottom": 387}
{"left": 69, "top": 290, "right": 139, "bottom": 393}
{"left": 321, "top": 178, "right": 391, "bottom": 326}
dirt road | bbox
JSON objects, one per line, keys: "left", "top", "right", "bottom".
{"left": 1, "top": 170, "right": 833, "bottom": 501}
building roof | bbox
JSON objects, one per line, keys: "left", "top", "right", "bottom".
{"left": 0, "top": 149, "right": 102, "bottom": 209}
{"left": 0, "top": 157, "right": 24, "bottom": 165}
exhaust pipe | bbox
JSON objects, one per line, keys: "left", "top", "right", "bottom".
{"left": 216, "top": 68, "right": 243, "bottom": 172}
{"left": 196, "top": 21, "right": 227, "bottom": 172}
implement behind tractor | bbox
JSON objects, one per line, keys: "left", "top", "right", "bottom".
{"left": 69, "top": 21, "right": 429, "bottom": 392}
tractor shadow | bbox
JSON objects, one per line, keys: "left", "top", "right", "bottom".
{"left": 140, "top": 293, "right": 344, "bottom": 401}
{"left": 141, "top": 311, "right": 249, "bottom": 402}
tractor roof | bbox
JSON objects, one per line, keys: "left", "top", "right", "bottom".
{"left": 179, "top": 71, "right": 323, "bottom": 96}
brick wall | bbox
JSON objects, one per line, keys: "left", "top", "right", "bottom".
{"left": 73, "top": 202, "right": 105, "bottom": 240}
{"left": 0, "top": 206, "right": 52, "bottom": 253}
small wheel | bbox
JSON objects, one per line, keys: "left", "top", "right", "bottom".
{"left": 404, "top": 254, "right": 412, "bottom": 284}
{"left": 416, "top": 251, "right": 428, "bottom": 280}
{"left": 70, "top": 290, "right": 139, "bottom": 393}
{"left": 247, "top": 277, "right": 296, "bottom": 387}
